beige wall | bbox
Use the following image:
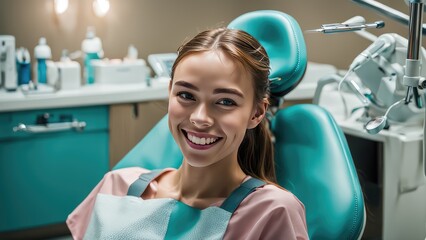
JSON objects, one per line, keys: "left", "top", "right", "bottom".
{"left": 0, "top": 0, "right": 420, "bottom": 70}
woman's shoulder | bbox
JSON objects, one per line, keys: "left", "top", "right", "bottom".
{"left": 248, "top": 183, "right": 305, "bottom": 211}
{"left": 224, "top": 183, "right": 308, "bottom": 239}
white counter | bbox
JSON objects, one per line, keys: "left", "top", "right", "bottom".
{"left": 0, "top": 80, "right": 170, "bottom": 113}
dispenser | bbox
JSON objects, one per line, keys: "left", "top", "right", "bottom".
{"left": 0, "top": 35, "right": 17, "bottom": 91}
{"left": 82, "top": 27, "right": 103, "bottom": 84}
{"left": 34, "top": 37, "right": 52, "bottom": 85}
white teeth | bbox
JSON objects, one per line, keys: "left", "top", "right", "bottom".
{"left": 187, "top": 133, "right": 218, "bottom": 145}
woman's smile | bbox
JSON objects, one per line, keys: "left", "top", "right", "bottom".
{"left": 182, "top": 129, "right": 223, "bottom": 150}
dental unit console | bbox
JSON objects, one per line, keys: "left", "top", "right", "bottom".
{"left": 313, "top": 22, "right": 425, "bottom": 128}
{"left": 312, "top": 0, "right": 426, "bottom": 177}
{"left": 351, "top": 33, "right": 426, "bottom": 124}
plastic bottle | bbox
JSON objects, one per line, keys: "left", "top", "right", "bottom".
{"left": 81, "top": 27, "right": 103, "bottom": 84}
{"left": 16, "top": 47, "right": 31, "bottom": 85}
{"left": 34, "top": 37, "right": 51, "bottom": 84}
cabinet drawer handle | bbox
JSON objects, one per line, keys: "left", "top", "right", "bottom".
{"left": 13, "top": 121, "right": 86, "bottom": 133}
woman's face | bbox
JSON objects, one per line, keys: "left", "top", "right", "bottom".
{"left": 168, "top": 51, "right": 264, "bottom": 168}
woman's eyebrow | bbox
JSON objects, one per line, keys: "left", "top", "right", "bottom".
{"left": 213, "top": 88, "right": 244, "bottom": 98}
{"left": 174, "top": 81, "right": 199, "bottom": 91}
{"left": 174, "top": 80, "right": 244, "bottom": 98}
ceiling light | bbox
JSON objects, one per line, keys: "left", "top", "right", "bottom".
{"left": 93, "top": 0, "right": 110, "bottom": 17}
{"left": 54, "top": 0, "right": 69, "bottom": 14}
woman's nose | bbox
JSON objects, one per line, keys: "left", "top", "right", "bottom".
{"left": 190, "top": 104, "right": 213, "bottom": 128}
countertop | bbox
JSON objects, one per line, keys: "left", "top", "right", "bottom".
{"left": 0, "top": 80, "right": 169, "bottom": 113}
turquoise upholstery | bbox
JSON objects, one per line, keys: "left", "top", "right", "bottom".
{"left": 272, "top": 104, "right": 365, "bottom": 239}
{"left": 114, "top": 10, "right": 365, "bottom": 240}
{"left": 228, "top": 10, "right": 307, "bottom": 97}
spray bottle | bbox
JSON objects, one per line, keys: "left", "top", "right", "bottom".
{"left": 34, "top": 37, "right": 51, "bottom": 85}
{"left": 82, "top": 27, "right": 103, "bottom": 84}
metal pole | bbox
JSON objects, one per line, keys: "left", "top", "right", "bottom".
{"left": 404, "top": 1, "right": 423, "bottom": 104}
{"left": 407, "top": 2, "right": 423, "bottom": 60}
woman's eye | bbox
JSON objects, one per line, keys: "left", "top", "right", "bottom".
{"left": 177, "top": 92, "right": 195, "bottom": 101}
{"left": 217, "top": 98, "right": 237, "bottom": 106}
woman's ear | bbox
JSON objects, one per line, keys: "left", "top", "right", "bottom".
{"left": 247, "top": 99, "right": 268, "bottom": 129}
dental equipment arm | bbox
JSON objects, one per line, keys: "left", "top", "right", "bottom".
{"left": 337, "top": 34, "right": 396, "bottom": 114}
{"left": 350, "top": 34, "right": 396, "bottom": 70}
{"left": 352, "top": 0, "right": 426, "bottom": 35}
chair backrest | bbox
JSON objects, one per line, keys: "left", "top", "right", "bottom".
{"left": 114, "top": 10, "right": 365, "bottom": 240}
{"left": 228, "top": 10, "right": 307, "bottom": 97}
{"left": 272, "top": 104, "right": 365, "bottom": 239}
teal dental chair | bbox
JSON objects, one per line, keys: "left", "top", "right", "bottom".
{"left": 114, "top": 10, "right": 366, "bottom": 240}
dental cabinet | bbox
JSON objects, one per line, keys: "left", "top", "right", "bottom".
{"left": 0, "top": 81, "right": 169, "bottom": 238}
{"left": 0, "top": 105, "right": 109, "bottom": 234}
{"left": 343, "top": 121, "right": 425, "bottom": 240}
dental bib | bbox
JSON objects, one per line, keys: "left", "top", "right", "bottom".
{"left": 83, "top": 170, "right": 265, "bottom": 239}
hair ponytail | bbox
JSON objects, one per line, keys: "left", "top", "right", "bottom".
{"left": 238, "top": 119, "right": 276, "bottom": 184}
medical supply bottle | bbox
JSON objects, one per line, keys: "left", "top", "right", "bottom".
{"left": 34, "top": 37, "right": 51, "bottom": 84}
{"left": 82, "top": 27, "right": 103, "bottom": 84}
{"left": 16, "top": 47, "right": 31, "bottom": 85}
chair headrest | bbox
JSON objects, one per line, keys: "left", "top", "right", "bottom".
{"left": 228, "top": 10, "right": 307, "bottom": 97}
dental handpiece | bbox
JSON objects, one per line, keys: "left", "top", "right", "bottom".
{"left": 307, "top": 21, "right": 385, "bottom": 34}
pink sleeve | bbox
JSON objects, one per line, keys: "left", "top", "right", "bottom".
{"left": 66, "top": 167, "right": 150, "bottom": 240}
{"left": 223, "top": 185, "right": 309, "bottom": 240}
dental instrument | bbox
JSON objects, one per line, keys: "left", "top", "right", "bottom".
{"left": 365, "top": 98, "right": 404, "bottom": 134}
{"left": 306, "top": 20, "right": 384, "bottom": 34}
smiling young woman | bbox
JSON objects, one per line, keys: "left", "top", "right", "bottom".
{"left": 67, "top": 28, "right": 308, "bottom": 240}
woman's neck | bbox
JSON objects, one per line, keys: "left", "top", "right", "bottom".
{"left": 162, "top": 158, "right": 247, "bottom": 207}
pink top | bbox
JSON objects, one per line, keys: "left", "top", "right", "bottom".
{"left": 67, "top": 167, "right": 308, "bottom": 240}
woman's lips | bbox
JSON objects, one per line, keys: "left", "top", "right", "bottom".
{"left": 182, "top": 130, "right": 222, "bottom": 150}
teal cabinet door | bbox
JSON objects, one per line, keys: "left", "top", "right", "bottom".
{"left": 0, "top": 106, "right": 109, "bottom": 232}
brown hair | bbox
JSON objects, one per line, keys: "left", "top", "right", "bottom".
{"left": 171, "top": 28, "right": 276, "bottom": 184}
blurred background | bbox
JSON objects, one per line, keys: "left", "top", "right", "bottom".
{"left": 0, "top": 0, "right": 416, "bottom": 70}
